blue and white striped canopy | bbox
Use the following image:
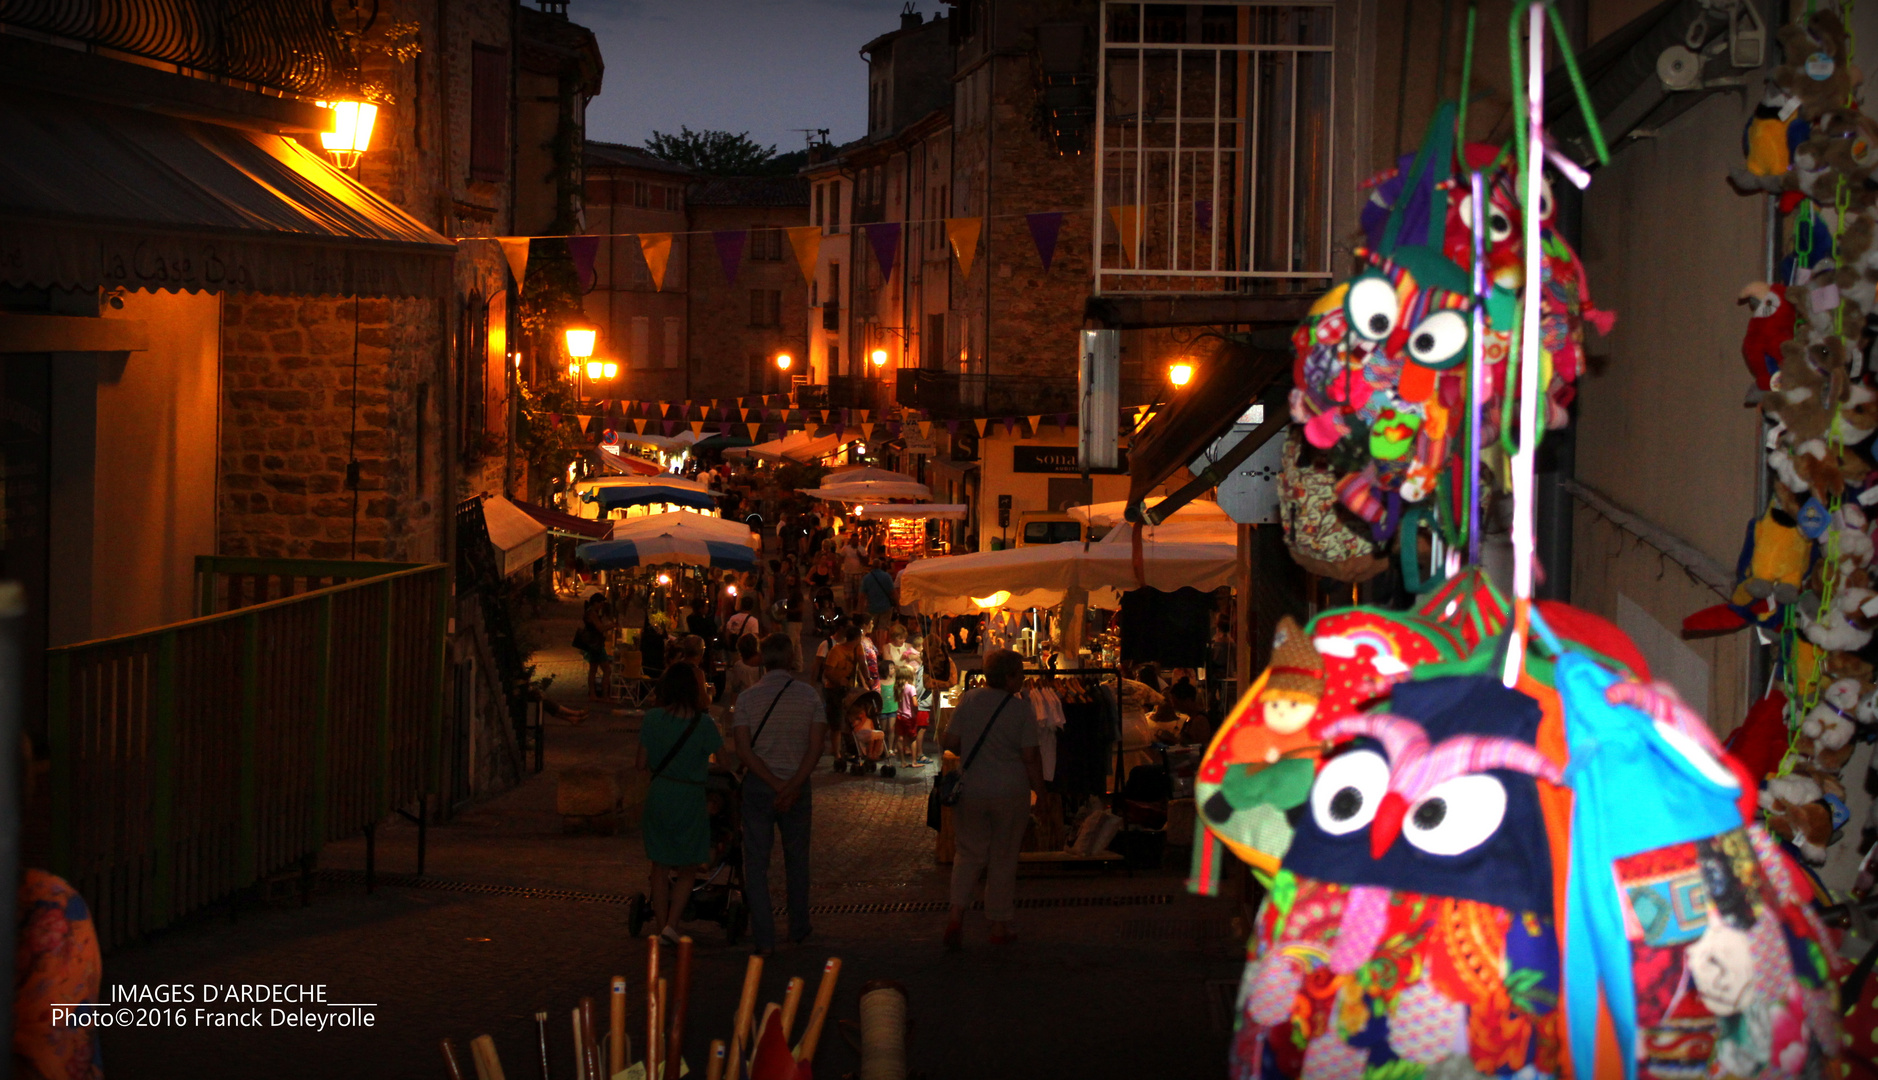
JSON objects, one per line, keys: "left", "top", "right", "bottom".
{"left": 576, "top": 536, "right": 755, "bottom": 572}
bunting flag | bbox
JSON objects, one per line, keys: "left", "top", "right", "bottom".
{"left": 498, "top": 238, "right": 530, "bottom": 288}
{"left": 1108, "top": 205, "right": 1142, "bottom": 266}
{"left": 713, "top": 230, "right": 746, "bottom": 285}
{"left": 640, "top": 234, "right": 674, "bottom": 291}
{"left": 630, "top": 418, "right": 645, "bottom": 434}
{"left": 746, "top": 423, "right": 760, "bottom": 440}
{"left": 1003, "top": 417, "right": 1018, "bottom": 436}
{"left": 1194, "top": 198, "right": 1213, "bottom": 234}
{"left": 818, "top": 409, "right": 830, "bottom": 424}
{"left": 576, "top": 414, "right": 594, "bottom": 432}
{"left": 567, "top": 235, "right": 600, "bottom": 292}
{"left": 919, "top": 421, "right": 932, "bottom": 438}
{"left": 867, "top": 222, "right": 901, "bottom": 281}
{"left": 1027, "top": 415, "right": 1043, "bottom": 436}
{"left": 946, "top": 217, "right": 982, "bottom": 280}
{"left": 787, "top": 226, "right": 822, "bottom": 286}
{"left": 1026, "top": 212, "right": 1065, "bottom": 272}
{"left": 973, "top": 418, "right": 989, "bottom": 437}
{"left": 946, "top": 420, "right": 959, "bottom": 436}
{"left": 689, "top": 421, "right": 704, "bottom": 435}
{"left": 862, "top": 423, "right": 876, "bottom": 440}
{"left": 550, "top": 413, "right": 562, "bottom": 429}
{"left": 1055, "top": 413, "right": 1069, "bottom": 433}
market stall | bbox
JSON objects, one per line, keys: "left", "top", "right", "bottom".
{"left": 568, "top": 476, "right": 719, "bottom": 518}
{"left": 724, "top": 430, "right": 842, "bottom": 464}
{"left": 855, "top": 503, "right": 967, "bottom": 560}
{"left": 481, "top": 495, "right": 549, "bottom": 578}
{"left": 896, "top": 530, "right": 1237, "bottom": 616}
{"left": 575, "top": 511, "right": 757, "bottom": 573}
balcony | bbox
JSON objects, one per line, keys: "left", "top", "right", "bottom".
{"left": 0, "top": 0, "right": 351, "bottom": 96}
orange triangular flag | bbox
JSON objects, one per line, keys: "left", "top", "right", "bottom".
{"left": 1108, "top": 205, "right": 1142, "bottom": 267}
{"left": 974, "top": 418, "right": 989, "bottom": 437}
{"left": 576, "top": 414, "right": 593, "bottom": 431}
{"left": 498, "top": 238, "right": 530, "bottom": 288}
{"left": 946, "top": 217, "right": 982, "bottom": 280}
{"left": 1027, "top": 415, "right": 1043, "bottom": 436}
{"left": 746, "top": 423, "right": 761, "bottom": 440}
{"left": 862, "top": 423, "right": 876, "bottom": 440}
{"left": 786, "top": 226, "right": 822, "bottom": 286}
{"left": 639, "top": 233, "right": 673, "bottom": 291}
{"left": 919, "top": 421, "right": 932, "bottom": 438}
{"left": 689, "top": 421, "right": 703, "bottom": 435}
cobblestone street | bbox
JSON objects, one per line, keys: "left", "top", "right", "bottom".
{"left": 96, "top": 610, "right": 1243, "bottom": 1078}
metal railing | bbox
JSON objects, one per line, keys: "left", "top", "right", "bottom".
{"left": 0, "top": 0, "right": 350, "bottom": 96}
{"left": 48, "top": 563, "right": 448, "bottom": 949}
{"left": 1095, "top": 1, "right": 1337, "bottom": 294}
{"left": 196, "top": 555, "right": 422, "bottom": 617}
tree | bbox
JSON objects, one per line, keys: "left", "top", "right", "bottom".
{"left": 642, "top": 127, "right": 784, "bottom": 176}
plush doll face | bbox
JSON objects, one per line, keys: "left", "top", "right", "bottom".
{"left": 1343, "top": 246, "right": 1472, "bottom": 406}
{"left": 1260, "top": 691, "right": 1316, "bottom": 734}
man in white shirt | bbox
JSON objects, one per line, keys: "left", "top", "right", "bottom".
{"left": 733, "top": 632, "right": 826, "bottom": 955}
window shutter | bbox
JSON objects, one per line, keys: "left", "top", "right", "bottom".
{"left": 469, "top": 45, "right": 507, "bottom": 183}
{"left": 663, "top": 317, "right": 681, "bottom": 369}
{"left": 631, "top": 317, "right": 651, "bottom": 370}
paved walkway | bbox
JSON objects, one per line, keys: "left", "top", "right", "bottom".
{"left": 95, "top": 604, "right": 1244, "bottom": 1078}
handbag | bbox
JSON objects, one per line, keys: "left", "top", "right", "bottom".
{"left": 927, "top": 692, "right": 1014, "bottom": 828}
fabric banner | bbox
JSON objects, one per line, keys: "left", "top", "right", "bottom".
{"left": 690, "top": 421, "right": 704, "bottom": 435}
{"left": 946, "top": 420, "right": 959, "bottom": 436}
{"left": 1003, "top": 417, "right": 1017, "bottom": 436}
{"left": 946, "top": 217, "right": 982, "bottom": 280}
{"left": 867, "top": 221, "right": 901, "bottom": 282}
{"left": 746, "top": 423, "right": 760, "bottom": 440}
{"left": 1026, "top": 211, "right": 1065, "bottom": 271}
{"left": 1027, "top": 415, "right": 1043, "bottom": 435}
{"left": 640, "top": 233, "right": 674, "bottom": 291}
{"left": 630, "top": 419, "right": 645, "bottom": 434}
{"left": 786, "top": 226, "right": 822, "bottom": 285}
{"left": 498, "top": 237, "right": 530, "bottom": 289}
{"left": 567, "top": 235, "right": 600, "bottom": 292}
{"left": 974, "top": 418, "right": 989, "bottom": 437}
{"left": 1108, "top": 205, "right": 1142, "bottom": 266}
{"left": 862, "top": 423, "right": 875, "bottom": 440}
{"left": 1056, "top": 412, "right": 1069, "bottom": 432}
{"left": 713, "top": 230, "right": 746, "bottom": 285}
{"left": 576, "top": 414, "right": 594, "bottom": 432}
{"left": 919, "top": 421, "right": 932, "bottom": 438}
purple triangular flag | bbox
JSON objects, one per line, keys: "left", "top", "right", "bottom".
{"left": 1026, "top": 212, "right": 1064, "bottom": 272}
{"left": 868, "top": 222, "right": 901, "bottom": 281}
{"left": 946, "top": 420, "right": 959, "bottom": 436}
{"left": 1003, "top": 417, "right": 1017, "bottom": 436}
{"left": 568, "top": 235, "right": 600, "bottom": 291}
{"left": 1194, "top": 199, "right": 1213, "bottom": 233}
{"left": 663, "top": 420, "right": 676, "bottom": 437}
{"left": 714, "top": 230, "right": 746, "bottom": 285}
{"left": 1056, "top": 412, "right": 1069, "bottom": 432}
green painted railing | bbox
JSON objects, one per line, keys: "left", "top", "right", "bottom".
{"left": 195, "top": 555, "right": 423, "bottom": 617}
{"left": 50, "top": 563, "right": 449, "bottom": 949}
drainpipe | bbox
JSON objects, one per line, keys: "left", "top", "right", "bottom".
{"left": 982, "top": 0, "right": 995, "bottom": 384}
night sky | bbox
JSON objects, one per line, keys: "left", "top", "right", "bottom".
{"left": 575, "top": 0, "right": 922, "bottom": 154}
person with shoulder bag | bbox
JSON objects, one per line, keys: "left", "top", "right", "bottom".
{"left": 732, "top": 633, "right": 826, "bottom": 955}
{"left": 938, "top": 649, "right": 1045, "bottom": 951}
{"left": 635, "top": 661, "right": 724, "bottom": 944}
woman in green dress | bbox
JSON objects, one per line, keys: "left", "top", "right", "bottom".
{"left": 636, "top": 661, "right": 724, "bottom": 943}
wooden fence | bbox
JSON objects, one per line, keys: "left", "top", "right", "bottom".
{"left": 48, "top": 564, "right": 449, "bottom": 949}
{"left": 195, "top": 555, "right": 423, "bottom": 617}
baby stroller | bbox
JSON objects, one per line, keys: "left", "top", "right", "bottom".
{"left": 626, "top": 764, "right": 751, "bottom": 944}
{"left": 830, "top": 689, "right": 894, "bottom": 777}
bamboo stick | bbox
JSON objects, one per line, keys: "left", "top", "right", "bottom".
{"left": 704, "top": 1039, "right": 727, "bottom": 1080}
{"left": 580, "top": 997, "right": 600, "bottom": 1080}
{"left": 668, "top": 936, "right": 695, "bottom": 1072}
{"left": 793, "top": 958, "right": 841, "bottom": 1063}
{"left": 535, "top": 1011, "right": 551, "bottom": 1080}
{"left": 725, "top": 953, "right": 764, "bottom": 1079}
{"left": 779, "top": 977, "right": 805, "bottom": 1044}
{"left": 610, "top": 976, "right": 628, "bottom": 1077}
{"left": 440, "top": 1038, "right": 468, "bottom": 1080}
{"left": 469, "top": 1034, "right": 507, "bottom": 1080}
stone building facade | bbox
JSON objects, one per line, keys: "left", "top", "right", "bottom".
{"left": 683, "top": 176, "right": 813, "bottom": 400}
{"left": 582, "top": 142, "right": 693, "bottom": 402}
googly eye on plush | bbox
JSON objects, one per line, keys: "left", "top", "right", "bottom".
{"left": 1345, "top": 276, "right": 1399, "bottom": 341}
{"left": 1405, "top": 309, "right": 1469, "bottom": 368}
{"left": 1458, "top": 198, "right": 1514, "bottom": 242}
{"left": 1401, "top": 773, "right": 1507, "bottom": 856}
{"left": 1310, "top": 748, "right": 1390, "bottom": 836}
{"left": 1537, "top": 175, "right": 1556, "bottom": 222}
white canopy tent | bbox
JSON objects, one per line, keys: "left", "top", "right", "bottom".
{"left": 801, "top": 479, "right": 933, "bottom": 502}
{"left": 482, "top": 495, "right": 549, "bottom": 578}
{"left": 726, "top": 430, "right": 843, "bottom": 464}
{"left": 607, "top": 511, "right": 755, "bottom": 547}
{"left": 897, "top": 533, "right": 1238, "bottom": 615}
{"left": 1066, "top": 499, "right": 1229, "bottom": 526}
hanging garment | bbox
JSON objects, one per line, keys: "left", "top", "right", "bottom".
{"left": 1557, "top": 652, "right": 1846, "bottom": 1080}
{"left": 1026, "top": 685, "right": 1065, "bottom": 781}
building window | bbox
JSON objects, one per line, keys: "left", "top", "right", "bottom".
{"left": 814, "top": 186, "right": 824, "bottom": 227}
{"left": 631, "top": 316, "right": 651, "bottom": 370}
{"left": 828, "top": 344, "right": 839, "bottom": 375}
{"left": 750, "top": 229, "right": 783, "bottom": 262}
{"left": 749, "top": 289, "right": 782, "bottom": 328}
{"left": 469, "top": 44, "right": 507, "bottom": 182}
{"left": 663, "top": 317, "right": 681, "bottom": 369}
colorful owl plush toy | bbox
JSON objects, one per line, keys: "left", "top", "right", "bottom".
{"left": 1236, "top": 675, "right": 1566, "bottom": 1080}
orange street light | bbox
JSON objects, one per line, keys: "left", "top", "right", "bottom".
{"left": 565, "top": 322, "right": 598, "bottom": 360}
{"left": 775, "top": 352, "right": 794, "bottom": 371}
{"left": 870, "top": 348, "right": 888, "bottom": 368}
{"left": 1168, "top": 361, "right": 1194, "bottom": 388}
{"left": 318, "top": 99, "right": 378, "bottom": 169}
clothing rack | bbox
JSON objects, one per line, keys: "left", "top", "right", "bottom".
{"left": 962, "top": 666, "right": 1126, "bottom": 812}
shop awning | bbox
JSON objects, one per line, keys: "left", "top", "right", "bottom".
{"left": 800, "top": 480, "right": 933, "bottom": 502}
{"left": 0, "top": 87, "right": 454, "bottom": 297}
{"left": 856, "top": 504, "right": 968, "bottom": 520}
{"left": 898, "top": 536, "right": 1238, "bottom": 616}
{"left": 511, "top": 497, "right": 610, "bottom": 540}
{"left": 1126, "top": 337, "right": 1290, "bottom": 510}
{"left": 597, "top": 445, "right": 665, "bottom": 475}
{"left": 1068, "top": 499, "right": 1228, "bottom": 526}
{"left": 585, "top": 484, "right": 718, "bottom": 513}
{"left": 727, "top": 431, "right": 843, "bottom": 464}
{"left": 482, "top": 496, "right": 549, "bottom": 578}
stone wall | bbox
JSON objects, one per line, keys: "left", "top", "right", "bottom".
{"left": 219, "top": 293, "right": 443, "bottom": 561}
{"left": 686, "top": 205, "right": 811, "bottom": 399}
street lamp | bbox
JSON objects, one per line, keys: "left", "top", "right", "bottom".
{"left": 565, "top": 322, "right": 598, "bottom": 361}
{"left": 318, "top": 100, "right": 378, "bottom": 170}
{"left": 870, "top": 348, "right": 888, "bottom": 369}
{"left": 1168, "top": 361, "right": 1194, "bottom": 388}
{"left": 584, "top": 360, "right": 617, "bottom": 380}
{"left": 775, "top": 352, "right": 793, "bottom": 371}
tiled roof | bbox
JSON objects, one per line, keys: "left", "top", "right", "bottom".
{"left": 686, "top": 175, "right": 811, "bottom": 207}
{"left": 583, "top": 141, "right": 694, "bottom": 176}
